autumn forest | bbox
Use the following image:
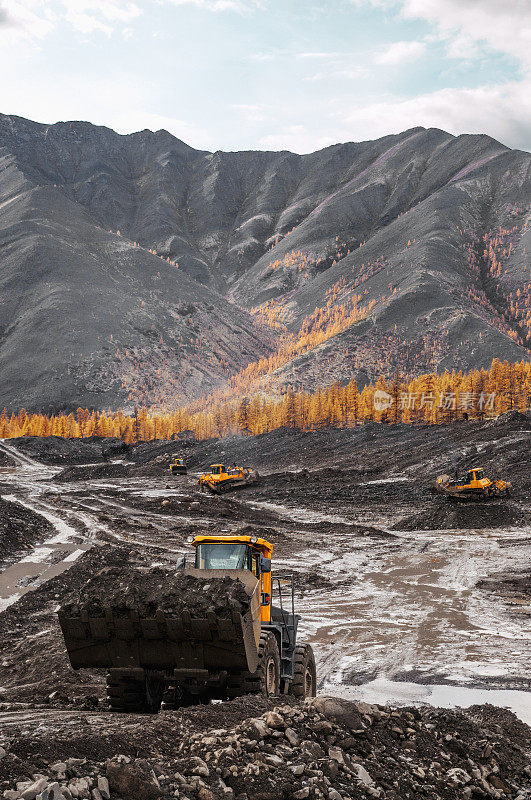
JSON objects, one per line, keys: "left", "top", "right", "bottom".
{"left": 2, "top": 359, "right": 529, "bottom": 443}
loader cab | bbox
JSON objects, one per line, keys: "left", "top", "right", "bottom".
{"left": 192, "top": 535, "right": 273, "bottom": 622}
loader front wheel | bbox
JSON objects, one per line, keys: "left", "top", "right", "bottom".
{"left": 290, "top": 644, "right": 316, "bottom": 698}
{"left": 226, "top": 632, "right": 280, "bottom": 699}
{"left": 257, "top": 631, "right": 281, "bottom": 696}
{"left": 106, "top": 670, "right": 163, "bottom": 713}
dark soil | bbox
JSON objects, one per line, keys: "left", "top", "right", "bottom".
{"left": 393, "top": 499, "right": 530, "bottom": 531}
{"left": 62, "top": 565, "right": 253, "bottom": 618}
{"left": 0, "top": 496, "right": 55, "bottom": 568}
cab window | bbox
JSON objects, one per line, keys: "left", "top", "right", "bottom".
{"left": 250, "top": 552, "right": 260, "bottom": 577}
{"left": 195, "top": 543, "right": 248, "bottom": 569}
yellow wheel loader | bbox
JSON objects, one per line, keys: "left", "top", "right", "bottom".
{"left": 198, "top": 464, "right": 259, "bottom": 494}
{"left": 169, "top": 456, "right": 187, "bottom": 475}
{"left": 433, "top": 467, "right": 511, "bottom": 501}
{"left": 58, "top": 535, "right": 316, "bottom": 713}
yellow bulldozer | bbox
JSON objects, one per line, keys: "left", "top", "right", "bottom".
{"left": 58, "top": 534, "right": 316, "bottom": 712}
{"left": 198, "top": 464, "right": 259, "bottom": 494}
{"left": 433, "top": 467, "right": 511, "bottom": 501}
{"left": 169, "top": 455, "right": 187, "bottom": 475}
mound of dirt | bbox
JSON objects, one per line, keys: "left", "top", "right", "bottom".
{"left": 0, "top": 697, "right": 529, "bottom": 799}
{"left": 394, "top": 500, "right": 530, "bottom": 531}
{"left": 10, "top": 436, "right": 130, "bottom": 465}
{"left": 0, "top": 496, "right": 55, "bottom": 566}
{"left": 62, "top": 566, "right": 253, "bottom": 619}
{"left": 478, "top": 568, "right": 531, "bottom": 604}
{"left": 54, "top": 462, "right": 130, "bottom": 482}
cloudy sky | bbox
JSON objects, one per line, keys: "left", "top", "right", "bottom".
{"left": 1, "top": 0, "right": 530, "bottom": 153}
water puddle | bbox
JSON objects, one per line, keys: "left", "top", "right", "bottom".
{"left": 332, "top": 677, "right": 531, "bottom": 725}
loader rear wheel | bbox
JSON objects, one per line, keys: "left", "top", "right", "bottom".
{"left": 290, "top": 644, "right": 316, "bottom": 698}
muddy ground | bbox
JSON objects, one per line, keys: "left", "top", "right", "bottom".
{"left": 0, "top": 415, "right": 529, "bottom": 799}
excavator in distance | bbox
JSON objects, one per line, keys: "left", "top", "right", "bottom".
{"left": 58, "top": 535, "right": 316, "bottom": 713}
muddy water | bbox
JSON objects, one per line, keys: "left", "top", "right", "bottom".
{"left": 293, "top": 526, "right": 530, "bottom": 699}
{"left": 0, "top": 442, "right": 529, "bottom": 722}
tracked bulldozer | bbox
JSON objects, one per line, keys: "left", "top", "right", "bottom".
{"left": 433, "top": 467, "right": 511, "bottom": 501}
{"left": 58, "top": 535, "right": 316, "bottom": 713}
{"left": 169, "top": 455, "right": 187, "bottom": 475}
{"left": 198, "top": 464, "right": 259, "bottom": 494}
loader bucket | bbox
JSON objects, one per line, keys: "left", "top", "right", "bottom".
{"left": 58, "top": 569, "right": 262, "bottom": 674}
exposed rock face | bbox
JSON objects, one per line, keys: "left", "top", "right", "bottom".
{"left": 0, "top": 114, "right": 529, "bottom": 410}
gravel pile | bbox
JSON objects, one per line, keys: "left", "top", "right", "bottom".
{"left": 0, "top": 697, "right": 529, "bottom": 800}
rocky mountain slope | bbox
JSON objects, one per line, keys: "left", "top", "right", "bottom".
{"left": 0, "top": 114, "right": 529, "bottom": 410}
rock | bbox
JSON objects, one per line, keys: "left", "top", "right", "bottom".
{"left": 96, "top": 778, "right": 109, "bottom": 800}
{"left": 351, "top": 764, "right": 375, "bottom": 789}
{"left": 90, "top": 791, "right": 102, "bottom": 800}
{"left": 50, "top": 765, "right": 67, "bottom": 779}
{"left": 0, "top": 746, "right": 7, "bottom": 760}
{"left": 328, "top": 748, "right": 345, "bottom": 765}
{"left": 264, "top": 711, "right": 284, "bottom": 729}
{"left": 37, "top": 784, "right": 64, "bottom": 800}
{"left": 328, "top": 791, "right": 343, "bottom": 800}
{"left": 309, "top": 697, "right": 365, "bottom": 732}
{"left": 488, "top": 776, "right": 507, "bottom": 791}
{"left": 290, "top": 765, "right": 304, "bottom": 776}
{"left": 285, "top": 727, "right": 299, "bottom": 746}
{"left": 4, "top": 792, "right": 21, "bottom": 800}
{"left": 68, "top": 780, "right": 89, "bottom": 800}
{"left": 106, "top": 760, "right": 162, "bottom": 800}
{"left": 247, "top": 719, "right": 268, "bottom": 740}
{"left": 446, "top": 768, "right": 471, "bottom": 785}
{"left": 292, "top": 790, "right": 310, "bottom": 800}
{"left": 264, "top": 755, "right": 283, "bottom": 767}
{"left": 185, "top": 757, "right": 209, "bottom": 778}
{"left": 189, "top": 502, "right": 200, "bottom": 511}
{"left": 21, "top": 780, "right": 48, "bottom": 800}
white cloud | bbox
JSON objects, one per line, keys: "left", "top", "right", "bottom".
{"left": 305, "top": 67, "right": 367, "bottom": 81}
{"left": 63, "top": 1, "right": 141, "bottom": 35}
{"left": 0, "top": 1, "right": 55, "bottom": 39}
{"left": 258, "top": 125, "right": 341, "bottom": 153}
{"left": 0, "top": 0, "right": 140, "bottom": 38}
{"left": 166, "top": 0, "right": 261, "bottom": 10}
{"left": 296, "top": 51, "right": 343, "bottom": 59}
{"left": 343, "top": 77, "right": 531, "bottom": 151}
{"left": 376, "top": 0, "right": 531, "bottom": 68}
{"left": 374, "top": 39, "right": 426, "bottom": 65}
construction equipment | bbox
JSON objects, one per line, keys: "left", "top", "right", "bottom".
{"left": 58, "top": 534, "right": 316, "bottom": 713}
{"left": 198, "top": 464, "right": 259, "bottom": 494}
{"left": 169, "top": 455, "right": 187, "bottom": 475}
{"left": 433, "top": 467, "right": 511, "bottom": 501}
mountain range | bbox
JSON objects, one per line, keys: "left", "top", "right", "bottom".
{"left": 0, "top": 113, "right": 529, "bottom": 411}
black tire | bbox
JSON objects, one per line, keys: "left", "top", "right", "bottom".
{"left": 226, "top": 632, "right": 280, "bottom": 699}
{"left": 106, "top": 671, "right": 163, "bottom": 713}
{"left": 290, "top": 644, "right": 317, "bottom": 698}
